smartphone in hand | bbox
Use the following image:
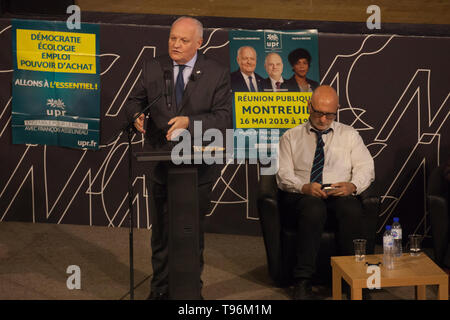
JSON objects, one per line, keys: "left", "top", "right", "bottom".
{"left": 321, "top": 184, "right": 338, "bottom": 192}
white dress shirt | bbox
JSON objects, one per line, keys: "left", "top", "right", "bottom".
{"left": 276, "top": 121, "right": 375, "bottom": 195}
{"left": 173, "top": 53, "right": 197, "bottom": 89}
{"left": 270, "top": 77, "right": 285, "bottom": 92}
{"left": 241, "top": 71, "right": 259, "bottom": 92}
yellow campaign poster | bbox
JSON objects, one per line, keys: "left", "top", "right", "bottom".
{"left": 16, "top": 29, "right": 96, "bottom": 74}
{"left": 234, "top": 92, "right": 311, "bottom": 129}
{"left": 12, "top": 19, "right": 100, "bottom": 150}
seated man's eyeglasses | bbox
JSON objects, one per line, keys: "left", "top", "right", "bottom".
{"left": 309, "top": 102, "right": 338, "bottom": 120}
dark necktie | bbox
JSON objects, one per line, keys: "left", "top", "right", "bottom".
{"left": 175, "top": 65, "right": 186, "bottom": 107}
{"left": 310, "top": 128, "right": 331, "bottom": 184}
{"left": 248, "top": 76, "right": 256, "bottom": 92}
{"left": 275, "top": 81, "right": 281, "bottom": 90}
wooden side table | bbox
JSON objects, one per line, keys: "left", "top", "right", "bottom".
{"left": 331, "top": 253, "right": 449, "bottom": 300}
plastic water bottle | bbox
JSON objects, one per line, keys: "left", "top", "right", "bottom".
{"left": 392, "top": 217, "right": 403, "bottom": 257}
{"left": 383, "top": 225, "right": 394, "bottom": 270}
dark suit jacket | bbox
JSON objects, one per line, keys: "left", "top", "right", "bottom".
{"left": 281, "top": 75, "right": 319, "bottom": 92}
{"left": 230, "top": 70, "right": 264, "bottom": 92}
{"left": 126, "top": 53, "right": 232, "bottom": 183}
{"left": 261, "top": 78, "right": 274, "bottom": 92}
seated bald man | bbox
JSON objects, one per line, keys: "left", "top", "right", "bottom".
{"left": 276, "top": 85, "right": 375, "bottom": 300}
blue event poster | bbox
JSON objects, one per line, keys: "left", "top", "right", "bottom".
{"left": 11, "top": 19, "right": 101, "bottom": 150}
{"left": 229, "top": 29, "right": 319, "bottom": 159}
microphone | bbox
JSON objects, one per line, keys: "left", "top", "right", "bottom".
{"left": 164, "top": 70, "right": 172, "bottom": 108}
{"left": 127, "top": 92, "right": 163, "bottom": 132}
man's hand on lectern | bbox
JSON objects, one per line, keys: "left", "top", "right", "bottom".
{"left": 166, "top": 116, "right": 189, "bottom": 141}
{"left": 134, "top": 113, "right": 146, "bottom": 134}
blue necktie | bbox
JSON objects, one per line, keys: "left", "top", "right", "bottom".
{"left": 248, "top": 76, "right": 256, "bottom": 92}
{"left": 175, "top": 65, "right": 186, "bottom": 107}
{"left": 310, "top": 128, "right": 331, "bottom": 184}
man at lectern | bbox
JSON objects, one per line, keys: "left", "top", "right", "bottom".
{"left": 125, "top": 16, "right": 232, "bottom": 299}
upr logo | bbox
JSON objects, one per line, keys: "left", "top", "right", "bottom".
{"left": 78, "top": 140, "right": 98, "bottom": 148}
{"left": 265, "top": 32, "right": 282, "bottom": 50}
{"left": 46, "top": 98, "right": 67, "bottom": 117}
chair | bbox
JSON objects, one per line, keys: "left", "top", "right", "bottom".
{"left": 257, "top": 174, "right": 380, "bottom": 287}
{"left": 427, "top": 165, "right": 449, "bottom": 268}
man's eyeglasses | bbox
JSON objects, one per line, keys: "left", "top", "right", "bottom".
{"left": 309, "top": 102, "right": 337, "bottom": 120}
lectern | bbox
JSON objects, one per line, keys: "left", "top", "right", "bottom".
{"left": 135, "top": 150, "right": 228, "bottom": 300}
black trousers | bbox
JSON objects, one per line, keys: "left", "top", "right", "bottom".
{"left": 280, "top": 191, "right": 365, "bottom": 280}
{"left": 149, "top": 179, "right": 213, "bottom": 294}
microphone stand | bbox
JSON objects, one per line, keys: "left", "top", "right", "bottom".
{"left": 122, "top": 93, "right": 162, "bottom": 300}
